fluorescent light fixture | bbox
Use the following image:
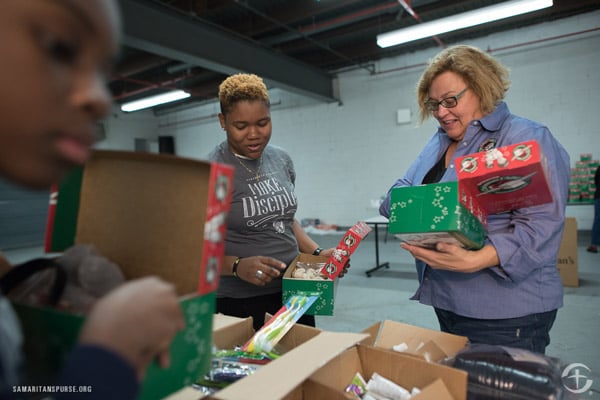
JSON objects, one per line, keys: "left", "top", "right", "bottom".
{"left": 377, "top": 0, "right": 553, "bottom": 48}
{"left": 120, "top": 90, "right": 191, "bottom": 112}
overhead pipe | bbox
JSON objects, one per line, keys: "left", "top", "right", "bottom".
{"left": 263, "top": 2, "right": 399, "bottom": 45}
{"left": 397, "top": 0, "right": 446, "bottom": 48}
{"left": 233, "top": 0, "right": 376, "bottom": 73}
{"left": 110, "top": 53, "right": 172, "bottom": 81}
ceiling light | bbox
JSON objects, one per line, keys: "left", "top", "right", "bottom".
{"left": 377, "top": 0, "right": 553, "bottom": 48}
{"left": 120, "top": 90, "right": 191, "bottom": 112}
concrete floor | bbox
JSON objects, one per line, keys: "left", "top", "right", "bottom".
{"left": 311, "top": 228, "right": 600, "bottom": 399}
{"left": 4, "top": 229, "right": 599, "bottom": 398}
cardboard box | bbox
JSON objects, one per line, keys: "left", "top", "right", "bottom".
{"left": 362, "top": 320, "right": 469, "bottom": 363}
{"left": 212, "top": 312, "right": 322, "bottom": 358}
{"left": 557, "top": 217, "right": 579, "bottom": 287}
{"left": 455, "top": 140, "right": 553, "bottom": 214}
{"left": 17, "top": 150, "right": 234, "bottom": 400}
{"left": 284, "top": 376, "right": 453, "bottom": 400}
{"left": 210, "top": 331, "right": 369, "bottom": 400}
{"left": 307, "top": 344, "right": 467, "bottom": 400}
{"left": 167, "top": 313, "right": 323, "bottom": 399}
{"left": 282, "top": 253, "right": 335, "bottom": 315}
{"left": 388, "top": 182, "right": 487, "bottom": 249}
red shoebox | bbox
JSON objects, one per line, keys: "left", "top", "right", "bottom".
{"left": 322, "top": 221, "right": 372, "bottom": 280}
{"left": 454, "top": 140, "right": 553, "bottom": 215}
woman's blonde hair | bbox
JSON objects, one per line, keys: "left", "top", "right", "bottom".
{"left": 218, "top": 73, "right": 270, "bottom": 115}
{"left": 416, "top": 45, "right": 511, "bottom": 124}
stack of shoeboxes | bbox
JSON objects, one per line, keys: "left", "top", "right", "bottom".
{"left": 560, "top": 152, "right": 597, "bottom": 286}
{"left": 19, "top": 150, "right": 234, "bottom": 400}
{"left": 390, "top": 139, "right": 578, "bottom": 288}
{"left": 389, "top": 140, "right": 554, "bottom": 249}
{"left": 568, "top": 153, "right": 598, "bottom": 204}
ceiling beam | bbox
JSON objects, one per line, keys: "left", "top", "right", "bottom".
{"left": 118, "top": 0, "right": 337, "bottom": 103}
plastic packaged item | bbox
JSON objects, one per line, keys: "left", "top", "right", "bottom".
{"left": 195, "top": 357, "right": 261, "bottom": 390}
{"left": 365, "top": 372, "right": 411, "bottom": 400}
{"left": 291, "top": 261, "right": 327, "bottom": 280}
{"left": 444, "top": 343, "right": 565, "bottom": 399}
{"left": 345, "top": 372, "right": 368, "bottom": 398}
{"left": 243, "top": 294, "right": 318, "bottom": 353}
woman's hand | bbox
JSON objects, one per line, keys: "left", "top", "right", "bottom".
{"left": 400, "top": 242, "right": 498, "bottom": 273}
{"left": 79, "top": 276, "right": 185, "bottom": 381}
{"left": 235, "top": 256, "right": 287, "bottom": 286}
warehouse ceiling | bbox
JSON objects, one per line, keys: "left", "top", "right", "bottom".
{"left": 111, "top": 0, "right": 599, "bottom": 114}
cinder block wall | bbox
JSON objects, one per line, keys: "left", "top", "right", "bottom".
{"left": 106, "top": 11, "right": 599, "bottom": 226}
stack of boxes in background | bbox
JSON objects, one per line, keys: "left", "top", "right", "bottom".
{"left": 568, "top": 153, "right": 598, "bottom": 204}
{"left": 559, "top": 152, "right": 597, "bottom": 287}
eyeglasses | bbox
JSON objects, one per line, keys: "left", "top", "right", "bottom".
{"left": 424, "top": 88, "right": 468, "bottom": 112}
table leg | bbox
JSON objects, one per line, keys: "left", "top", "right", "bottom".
{"left": 365, "top": 222, "right": 390, "bottom": 277}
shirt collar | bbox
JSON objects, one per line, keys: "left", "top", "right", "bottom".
{"left": 434, "top": 101, "right": 510, "bottom": 143}
{"left": 477, "top": 101, "right": 510, "bottom": 132}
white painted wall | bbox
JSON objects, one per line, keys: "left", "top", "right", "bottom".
{"left": 103, "top": 11, "right": 600, "bottom": 226}
{"left": 96, "top": 108, "right": 158, "bottom": 151}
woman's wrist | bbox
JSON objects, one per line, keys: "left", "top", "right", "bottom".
{"left": 312, "top": 247, "right": 323, "bottom": 256}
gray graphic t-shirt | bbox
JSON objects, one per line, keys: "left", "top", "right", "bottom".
{"left": 208, "top": 142, "right": 299, "bottom": 298}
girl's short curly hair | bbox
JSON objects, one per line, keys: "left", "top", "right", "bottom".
{"left": 416, "top": 45, "right": 511, "bottom": 124}
{"left": 218, "top": 73, "right": 270, "bottom": 115}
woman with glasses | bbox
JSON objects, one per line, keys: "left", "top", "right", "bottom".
{"left": 379, "top": 45, "right": 570, "bottom": 354}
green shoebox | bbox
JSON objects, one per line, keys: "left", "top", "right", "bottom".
{"left": 388, "top": 182, "right": 487, "bottom": 249}
{"left": 15, "top": 151, "right": 234, "bottom": 400}
{"left": 15, "top": 293, "right": 214, "bottom": 400}
{"left": 282, "top": 253, "right": 335, "bottom": 316}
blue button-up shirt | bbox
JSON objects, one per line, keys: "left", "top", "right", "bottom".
{"left": 380, "top": 102, "right": 570, "bottom": 319}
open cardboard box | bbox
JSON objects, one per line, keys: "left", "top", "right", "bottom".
{"left": 306, "top": 344, "right": 467, "bottom": 400}
{"left": 213, "top": 312, "right": 323, "bottom": 354}
{"left": 296, "top": 377, "right": 453, "bottom": 400}
{"left": 362, "top": 320, "right": 469, "bottom": 363}
{"left": 15, "top": 150, "right": 234, "bottom": 400}
{"left": 167, "top": 312, "right": 324, "bottom": 399}
{"left": 209, "top": 331, "right": 369, "bottom": 400}
{"left": 282, "top": 253, "right": 335, "bottom": 315}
